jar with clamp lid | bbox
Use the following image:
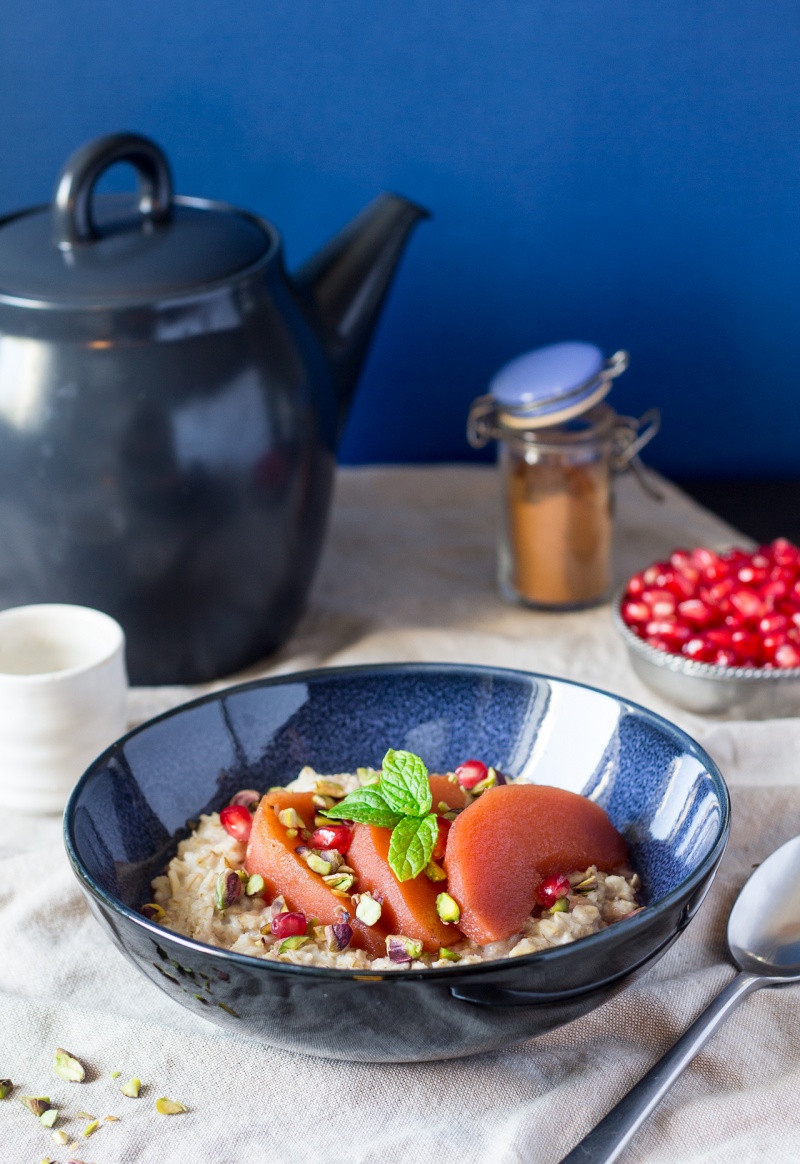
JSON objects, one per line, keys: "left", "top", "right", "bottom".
{"left": 468, "top": 342, "right": 660, "bottom": 610}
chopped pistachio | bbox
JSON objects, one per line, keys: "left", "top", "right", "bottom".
{"left": 425, "top": 859, "right": 447, "bottom": 882}
{"left": 278, "top": 935, "right": 310, "bottom": 953}
{"left": 573, "top": 875, "right": 598, "bottom": 894}
{"left": 325, "top": 921, "right": 353, "bottom": 952}
{"left": 354, "top": 893, "right": 382, "bottom": 926}
{"left": 355, "top": 767, "right": 380, "bottom": 785}
{"left": 40, "top": 1108, "right": 58, "bottom": 1128}
{"left": 314, "top": 815, "right": 330, "bottom": 827}
{"left": 214, "top": 869, "right": 243, "bottom": 910}
{"left": 286, "top": 827, "right": 298, "bottom": 838}
{"left": 470, "top": 770, "right": 497, "bottom": 795}
{"left": 312, "top": 794, "right": 336, "bottom": 810}
{"left": 0, "top": 1078, "right": 11, "bottom": 1099}
{"left": 110, "top": 1070, "right": 121, "bottom": 1079}
{"left": 82, "top": 1119, "right": 100, "bottom": 1137}
{"left": 53, "top": 1047, "right": 86, "bottom": 1083}
{"left": 322, "top": 872, "right": 355, "bottom": 893}
{"left": 305, "top": 853, "right": 333, "bottom": 875}
{"left": 120, "top": 1077, "right": 141, "bottom": 1098}
{"left": 52, "top": 1130, "right": 69, "bottom": 1146}
{"left": 438, "top": 947, "right": 461, "bottom": 962}
{"left": 386, "top": 934, "right": 423, "bottom": 962}
{"left": 140, "top": 902, "right": 165, "bottom": 921}
{"left": 277, "top": 807, "right": 305, "bottom": 829}
{"left": 245, "top": 873, "right": 265, "bottom": 896}
{"left": 436, "top": 800, "right": 451, "bottom": 813}
{"left": 314, "top": 779, "right": 345, "bottom": 797}
{"left": 75, "top": 1111, "right": 96, "bottom": 1120}
{"left": 547, "top": 897, "right": 569, "bottom": 914}
{"left": 318, "top": 848, "right": 344, "bottom": 873}
{"left": 20, "top": 1095, "right": 50, "bottom": 1117}
{"left": 435, "top": 892, "right": 461, "bottom": 924}
{"left": 155, "top": 1097, "right": 188, "bottom": 1115}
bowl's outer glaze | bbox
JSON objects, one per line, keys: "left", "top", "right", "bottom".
{"left": 64, "top": 664, "right": 730, "bottom": 1061}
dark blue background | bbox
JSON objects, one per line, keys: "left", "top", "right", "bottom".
{"left": 2, "top": 1, "right": 798, "bottom": 475}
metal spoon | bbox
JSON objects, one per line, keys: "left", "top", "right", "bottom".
{"left": 561, "top": 834, "right": 800, "bottom": 1164}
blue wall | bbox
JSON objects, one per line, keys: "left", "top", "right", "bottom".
{"left": 1, "top": 1, "right": 799, "bottom": 475}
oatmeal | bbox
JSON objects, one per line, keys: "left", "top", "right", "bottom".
{"left": 149, "top": 764, "right": 641, "bottom": 971}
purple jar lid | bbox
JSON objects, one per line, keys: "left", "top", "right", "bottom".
{"left": 488, "top": 341, "right": 627, "bottom": 427}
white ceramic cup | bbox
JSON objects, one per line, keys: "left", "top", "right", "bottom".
{"left": 0, "top": 604, "right": 128, "bottom": 814}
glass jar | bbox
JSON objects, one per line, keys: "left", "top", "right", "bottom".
{"left": 468, "top": 343, "right": 659, "bottom": 610}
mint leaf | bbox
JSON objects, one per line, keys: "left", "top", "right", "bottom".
{"left": 324, "top": 786, "right": 403, "bottom": 829}
{"left": 381, "top": 749, "right": 432, "bottom": 817}
{"left": 388, "top": 813, "right": 439, "bottom": 881}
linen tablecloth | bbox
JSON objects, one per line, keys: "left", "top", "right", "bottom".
{"left": 1, "top": 466, "right": 798, "bottom": 1164}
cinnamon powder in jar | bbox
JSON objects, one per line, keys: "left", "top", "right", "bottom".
{"left": 503, "top": 450, "right": 611, "bottom": 607}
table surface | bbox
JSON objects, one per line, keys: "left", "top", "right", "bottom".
{"left": 2, "top": 466, "right": 798, "bottom": 1164}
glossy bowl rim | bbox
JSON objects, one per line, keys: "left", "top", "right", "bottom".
{"left": 612, "top": 588, "right": 800, "bottom": 682}
{"left": 63, "top": 661, "right": 731, "bottom": 984}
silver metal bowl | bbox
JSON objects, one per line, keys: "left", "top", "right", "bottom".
{"left": 611, "top": 590, "right": 800, "bottom": 718}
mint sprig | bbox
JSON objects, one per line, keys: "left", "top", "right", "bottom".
{"left": 388, "top": 814, "right": 439, "bottom": 881}
{"left": 324, "top": 750, "right": 439, "bottom": 881}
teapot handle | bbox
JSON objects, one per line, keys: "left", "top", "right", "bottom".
{"left": 52, "top": 132, "right": 173, "bottom": 248}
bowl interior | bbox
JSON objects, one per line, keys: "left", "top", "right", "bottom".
{"left": 66, "top": 665, "right": 728, "bottom": 922}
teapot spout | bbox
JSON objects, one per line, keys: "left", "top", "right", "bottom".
{"left": 294, "top": 193, "right": 429, "bottom": 437}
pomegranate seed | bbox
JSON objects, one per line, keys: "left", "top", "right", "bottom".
{"left": 759, "top": 613, "right": 789, "bottom": 636}
{"left": 309, "top": 824, "right": 352, "bottom": 853}
{"left": 737, "top": 565, "right": 768, "bottom": 586}
{"left": 760, "top": 579, "right": 789, "bottom": 606}
{"left": 622, "top": 600, "right": 650, "bottom": 624}
{"left": 271, "top": 912, "right": 307, "bottom": 938}
{"left": 641, "top": 588, "right": 677, "bottom": 616}
{"left": 690, "top": 547, "right": 719, "bottom": 571}
{"left": 775, "top": 642, "right": 800, "bottom": 668}
{"left": 730, "top": 589, "right": 764, "bottom": 621}
{"left": 771, "top": 538, "right": 800, "bottom": 567}
{"left": 626, "top": 572, "right": 646, "bottom": 598}
{"left": 677, "top": 598, "right": 714, "bottom": 628}
{"left": 683, "top": 637, "right": 716, "bottom": 662}
{"left": 643, "top": 562, "right": 670, "bottom": 587}
{"left": 220, "top": 804, "right": 253, "bottom": 843}
{"left": 432, "top": 816, "right": 451, "bottom": 861}
{"left": 536, "top": 874, "right": 571, "bottom": 909}
{"left": 454, "top": 759, "right": 489, "bottom": 789}
{"left": 713, "top": 649, "right": 739, "bottom": 667}
{"left": 762, "top": 631, "right": 788, "bottom": 658}
{"left": 730, "top": 629, "right": 761, "bottom": 664}
{"left": 751, "top": 553, "right": 771, "bottom": 571}
{"left": 706, "top": 628, "right": 735, "bottom": 649}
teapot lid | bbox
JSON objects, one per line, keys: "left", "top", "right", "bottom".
{"left": 0, "top": 133, "right": 272, "bottom": 307}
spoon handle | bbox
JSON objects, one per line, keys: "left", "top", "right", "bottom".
{"left": 559, "top": 971, "right": 763, "bottom": 1164}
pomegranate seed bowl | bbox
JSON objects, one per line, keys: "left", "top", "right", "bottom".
{"left": 614, "top": 541, "right": 800, "bottom": 718}
{"left": 63, "top": 663, "right": 730, "bottom": 1062}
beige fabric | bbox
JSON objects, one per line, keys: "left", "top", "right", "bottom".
{"left": 1, "top": 465, "right": 798, "bottom": 1163}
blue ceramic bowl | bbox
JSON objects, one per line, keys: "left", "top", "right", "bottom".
{"left": 64, "top": 664, "right": 730, "bottom": 1062}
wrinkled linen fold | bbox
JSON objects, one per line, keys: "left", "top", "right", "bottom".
{"left": 1, "top": 466, "right": 797, "bottom": 1163}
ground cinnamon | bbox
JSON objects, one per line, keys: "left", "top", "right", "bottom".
{"left": 504, "top": 455, "right": 611, "bottom": 606}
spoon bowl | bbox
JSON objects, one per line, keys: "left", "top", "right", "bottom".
{"left": 728, "top": 834, "right": 800, "bottom": 978}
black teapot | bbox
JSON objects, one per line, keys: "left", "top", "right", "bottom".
{"left": 0, "top": 133, "right": 427, "bottom": 683}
